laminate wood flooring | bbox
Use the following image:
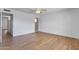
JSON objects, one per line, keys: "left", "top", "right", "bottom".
{"left": 0, "top": 32, "right": 79, "bottom": 50}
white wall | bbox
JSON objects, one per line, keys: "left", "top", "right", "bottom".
{"left": 0, "top": 13, "right": 2, "bottom": 42}
{"left": 39, "top": 8, "right": 79, "bottom": 39}
{"left": 11, "top": 9, "right": 36, "bottom": 36}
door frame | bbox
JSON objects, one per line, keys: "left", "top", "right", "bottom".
{"left": 35, "top": 17, "right": 39, "bottom": 32}
{"left": 2, "top": 12, "right": 13, "bottom": 36}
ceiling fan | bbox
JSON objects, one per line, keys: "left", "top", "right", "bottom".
{"left": 35, "top": 8, "right": 46, "bottom": 14}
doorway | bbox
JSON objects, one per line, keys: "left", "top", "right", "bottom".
{"left": 2, "top": 13, "right": 13, "bottom": 36}
{"left": 34, "top": 17, "right": 39, "bottom": 32}
{"left": 0, "top": 12, "right": 13, "bottom": 44}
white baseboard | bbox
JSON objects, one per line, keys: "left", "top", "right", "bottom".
{"left": 39, "top": 31, "right": 79, "bottom": 39}
{"left": 13, "top": 31, "right": 35, "bottom": 37}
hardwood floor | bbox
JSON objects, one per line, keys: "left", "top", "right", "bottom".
{"left": 0, "top": 32, "right": 79, "bottom": 50}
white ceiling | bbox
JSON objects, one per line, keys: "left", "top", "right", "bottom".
{"left": 11, "top": 8, "right": 67, "bottom": 14}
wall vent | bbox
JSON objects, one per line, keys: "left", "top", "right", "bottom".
{"left": 4, "top": 9, "right": 11, "bottom": 12}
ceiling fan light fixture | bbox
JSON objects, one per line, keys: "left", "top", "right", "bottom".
{"left": 35, "top": 8, "right": 46, "bottom": 14}
{"left": 36, "top": 10, "right": 41, "bottom": 14}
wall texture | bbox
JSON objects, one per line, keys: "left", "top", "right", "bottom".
{"left": 39, "top": 8, "right": 79, "bottom": 39}
{"left": 11, "top": 9, "right": 36, "bottom": 36}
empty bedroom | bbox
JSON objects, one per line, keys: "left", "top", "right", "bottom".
{"left": 0, "top": 8, "right": 79, "bottom": 50}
